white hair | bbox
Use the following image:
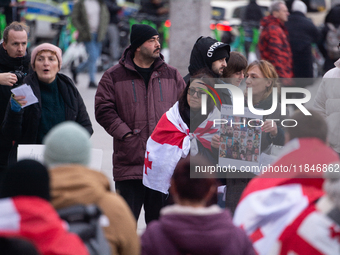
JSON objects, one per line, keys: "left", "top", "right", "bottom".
{"left": 269, "top": 0, "right": 286, "bottom": 14}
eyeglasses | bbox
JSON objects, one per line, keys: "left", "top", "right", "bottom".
{"left": 187, "top": 87, "right": 206, "bottom": 98}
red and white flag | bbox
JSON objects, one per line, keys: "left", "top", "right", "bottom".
{"left": 233, "top": 138, "right": 340, "bottom": 255}
{"left": 143, "top": 102, "right": 219, "bottom": 194}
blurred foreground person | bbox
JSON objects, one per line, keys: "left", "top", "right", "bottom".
{"left": 234, "top": 110, "right": 339, "bottom": 255}
{"left": 2, "top": 43, "right": 93, "bottom": 165}
{"left": 0, "top": 237, "right": 40, "bottom": 255}
{"left": 43, "top": 121, "right": 140, "bottom": 255}
{"left": 0, "top": 159, "right": 89, "bottom": 255}
{"left": 141, "top": 156, "right": 256, "bottom": 255}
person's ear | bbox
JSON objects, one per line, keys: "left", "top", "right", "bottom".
{"left": 265, "top": 79, "right": 272, "bottom": 88}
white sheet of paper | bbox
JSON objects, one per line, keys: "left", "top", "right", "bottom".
{"left": 11, "top": 84, "right": 38, "bottom": 108}
{"left": 17, "top": 144, "right": 103, "bottom": 170}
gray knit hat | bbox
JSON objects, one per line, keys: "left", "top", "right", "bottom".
{"left": 43, "top": 121, "right": 91, "bottom": 167}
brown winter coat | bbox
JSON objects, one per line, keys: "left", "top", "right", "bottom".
{"left": 49, "top": 165, "right": 140, "bottom": 255}
{"left": 95, "top": 46, "right": 186, "bottom": 181}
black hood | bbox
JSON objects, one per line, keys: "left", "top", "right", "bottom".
{"left": 188, "top": 36, "right": 230, "bottom": 76}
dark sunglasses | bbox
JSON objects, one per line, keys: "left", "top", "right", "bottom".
{"left": 187, "top": 87, "right": 206, "bottom": 98}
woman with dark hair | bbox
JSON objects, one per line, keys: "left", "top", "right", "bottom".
{"left": 179, "top": 72, "right": 219, "bottom": 162}
{"left": 222, "top": 51, "right": 248, "bottom": 87}
{"left": 141, "top": 156, "right": 255, "bottom": 255}
{"left": 142, "top": 70, "right": 221, "bottom": 223}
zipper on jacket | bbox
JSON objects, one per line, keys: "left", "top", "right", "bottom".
{"left": 158, "top": 78, "right": 163, "bottom": 102}
{"left": 132, "top": 80, "right": 137, "bottom": 102}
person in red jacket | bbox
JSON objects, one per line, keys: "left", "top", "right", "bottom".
{"left": 0, "top": 159, "right": 89, "bottom": 255}
{"left": 258, "top": 1, "right": 293, "bottom": 80}
{"left": 95, "top": 24, "right": 186, "bottom": 224}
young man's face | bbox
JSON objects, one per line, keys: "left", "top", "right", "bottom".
{"left": 137, "top": 35, "right": 161, "bottom": 60}
{"left": 211, "top": 57, "right": 227, "bottom": 77}
{"left": 3, "top": 30, "right": 27, "bottom": 58}
{"left": 227, "top": 138, "right": 232, "bottom": 147}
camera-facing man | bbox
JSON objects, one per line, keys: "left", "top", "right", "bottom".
{"left": 0, "top": 21, "right": 30, "bottom": 167}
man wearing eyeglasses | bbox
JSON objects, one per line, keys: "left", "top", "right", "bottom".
{"left": 183, "top": 36, "right": 231, "bottom": 104}
{"left": 95, "top": 24, "right": 185, "bottom": 224}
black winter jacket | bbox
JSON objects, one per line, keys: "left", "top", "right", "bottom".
{"left": 2, "top": 72, "right": 93, "bottom": 164}
{"left": 0, "top": 43, "right": 30, "bottom": 166}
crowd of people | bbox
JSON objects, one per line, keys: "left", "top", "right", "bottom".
{"left": 0, "top": 0, "right": 340, "bottom": 254}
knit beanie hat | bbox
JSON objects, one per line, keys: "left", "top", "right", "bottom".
{"left": 31, "top": 43, "right": 63, "bottom": 69}
{"left": 43, "top": 121, "right": 91, "bottom": 167}
{"left": 292, "top": 0, "right": 307, "bottom": 14}
{"left": 0, "top": 159, "right": 50, "bottom": 201}
{"left": 130, "top": 24, "right": 159, "bottom": 52}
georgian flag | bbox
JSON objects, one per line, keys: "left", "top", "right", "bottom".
{"left": 143, "top": 102, "right": 220, "bottom": 194}
{"left": 233, "top": 138, "right": 340, "bottom": 255}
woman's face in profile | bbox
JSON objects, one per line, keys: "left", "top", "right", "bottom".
{"left": 245, "top": 65, "right": 271, "bottom": 99}
{"left": 230, "top": 70, "right": 245, "bottom": 87}
{"left": 34, "top": 51, "right": 59, "bottom": 84}
{"left": 187, "top": 79, "right": 207, "bottom": 111}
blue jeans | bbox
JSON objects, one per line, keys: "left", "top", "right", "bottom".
{"left": 77, "top": 33, "right": 102, "bottom": 82}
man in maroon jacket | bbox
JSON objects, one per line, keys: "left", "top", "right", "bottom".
{"left": 95, "top": 24, "right": 186, "bottom": 224}
{"left": 258, "top": 0, "right": 293, "bottom": 79}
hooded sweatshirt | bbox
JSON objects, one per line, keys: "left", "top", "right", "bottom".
{"left": 183, "top": 36, "right": 232, "bottom": 104}
{"left": 184, "top": 36, "right": 230, "bottom": 83}
{"left": 141, "top": 204, "right": 255, "bottom": 255}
